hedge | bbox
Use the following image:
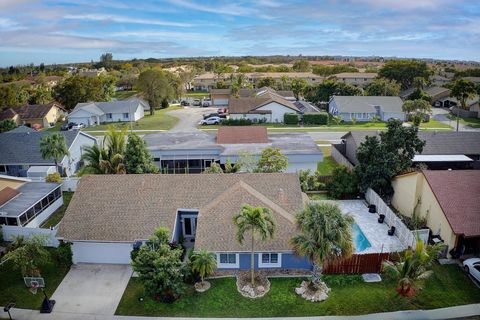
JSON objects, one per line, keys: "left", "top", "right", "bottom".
{"left": 284, "top": 113, "right": 299, "bottom": 125}
{"left": 221, "top": 118, "right": 253, "bottom": 126}
{"left": 303, "top": 112, "right": 329, "bottom": 125}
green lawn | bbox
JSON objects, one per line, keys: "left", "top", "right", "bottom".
{"left": 40, "top": 192, "right": 73, "bottom": 228}
{"left": 447, "top": 115, "right": 480, "bottom": 128}
{"left": 81, "top": 106, "right": 182, "bottom": 132}
{"left": 0, "top": 260, "right": 69, "bottom": 310}
{"left": 115, "top": 264, "right": 480, "bottom": 317}
{"left": 307, "top": 193, "right": 330, "bottom": 200}
{"left": 317, "top": 156, "right": 338, "bottom": 175}
{"left": 113, "top": 90, "right": 138, "bottom": 100}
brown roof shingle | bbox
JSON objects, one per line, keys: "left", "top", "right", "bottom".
{"left": 57, "top": 173, "right": 305, "bottom": 251}
{"left": 0, "top": 187, "right": 20, "bottom": 206}
{"left": 14, "top": 102, "right": 65, "bottom": 119}
{"left": 217, "top": 126, "right": 268, "bottom": 144}
{"left": 423, "top": 170, "right": 480, "bottom": 237}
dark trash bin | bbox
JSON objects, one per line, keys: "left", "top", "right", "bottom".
{"left": 388, "top": 226, "right": 396, "bottom": 236}
{"left": 378, "top": 214, "right": 385, "bottom": 224}
{"left": 368, "top": 204, "right": 376, "bottom": 213}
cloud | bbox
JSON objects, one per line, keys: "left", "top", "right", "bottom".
{"left": 64, "top": 13, "right": 192, "bottom": 27}
{"left": 165, "top": 0, "right": 272, "bottom": 18}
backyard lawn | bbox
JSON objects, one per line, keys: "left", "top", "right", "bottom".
{"left": 113, "top": 90, "right": 137, "bottom": 100}
{"left": 81, "top": 106, "right": 182, "bottom": 132}
{"left": 0, "top": 260, "right": 69, "bottom": 310}
{"left": 40, "top": 192, "right": 73, "bottom": 228}
{"left": 447, "top": 114, "right": 480, "bottom": 129}
{"left": 116, "top": 264, "right": 480, "bottom": 317}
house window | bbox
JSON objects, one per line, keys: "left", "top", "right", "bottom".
{"left": 0, "top": 165, "right": 6, "bottom": 173}
{"left": 123, "top": 113, "right": 129, "bottom": 119}
{"left": 259, "top": 253, "right": 282, "bottom": 268}
{"left": 107, "top": 113, "right": 112, "bottom": 119}
{"left": 217, "top": 253, "right": 239, "bottom": 268}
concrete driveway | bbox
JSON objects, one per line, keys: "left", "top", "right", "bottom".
{"left": 431, "top": 107, "right": 479, "bottom": 131}
{"left": 167, "top": 106, "right": 217, "bottom": 132}
{"left": 51, "top": 264, "right": 132, "bottom": 315}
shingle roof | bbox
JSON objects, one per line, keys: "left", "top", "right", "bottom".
{"left": 334, "top": 72, "right": 377, "bottom": 79}
{"left": 72, "top": 99, "right": 146, "bottom": 116}
{"left": 14, "top": 102, "right": 64, "bottom": 119}
{"left": 57, "top": 173, "right": 305, "bottom": 250}
{"left": 0, "top": 131, "right": 81, "bottom": 165}
{"left": 0, "top": 108, "right": 18, "bottom": 121}
{"left": 0, "top": 187, "right": 19, "bottom": 206}
{"left": 423, "top": 170, "right": 480, "bottom": 237}
{"left": 229, "top": 91, "right": 299, "bottom": 114}
{"left": 217, "top": 127, "right": 268, "bottom": 144}
{"left": 332, "top": 96, "right": 404, "bottom": 113}
{"left": 343, "top": 131, "right": 480, "bottom": 156}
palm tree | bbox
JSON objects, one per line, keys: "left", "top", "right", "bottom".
{"left": 383, "top": 238, "right": 444, "bottom": 297}
{"left": 233, "top": 205, "right": 276, "bottom": 286}
{"left": 290, "top": 202, "right": 354, "bottom": 286}
{"left": 40, "top": 132, "right": 69, "bottom": 173}
{"left": 190, "top": 250, "right": 217, "bottom": 285}
{"left": 280, "top": 75, "right": 290, "bottom": 90}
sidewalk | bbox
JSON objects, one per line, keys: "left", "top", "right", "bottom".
{"left": 4, "top": 303, "right": 480, "bottom": 320}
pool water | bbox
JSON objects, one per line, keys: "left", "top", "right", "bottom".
{"left": 352, "top": 223, "right": 372, "bottom": 252}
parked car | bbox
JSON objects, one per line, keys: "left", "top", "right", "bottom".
{"left": 463, "top": 258, "right": 480, "bottom": 282}
{"left": 193, "top": 99, "right": 201, "bottom": 106}
{"left": 71, "top": 123, "right": 85, "bottom": 130}
{"left": 199, "top": 116, "right": 221, "bottom": 125}
{"left": 203, "top": 112, "right": 219, "bottom": 119}
{"left": 61, "top": 122, "right": 77, "bottom": 131}
{"left": 180, "top": 100, "right": 190, "bottom": 106}
{"left": 217, "top": 107, "right": 228, "bottom": 114}
{"left": 202, "top": 99, "right": 212, "bottom": 107}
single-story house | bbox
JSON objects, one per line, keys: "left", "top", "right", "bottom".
{"left": 336, "top": 131, "right": 480, "bottom": 170}
{"left": 144, "top": 127, "right": 323, "bottom": 173}
{"left": 0, "top": 130, "right": 97, "bottom": 177}
{"left": 0, "top": 102, "right": 66, "bottom": 129}
{"left": 56, "top": 173, "right": 312, "bottom": 269}
{"left": 68, "top": 98, "right": 149, "bottom": 127}
{"left": 329, "top": 96, "right": 406, "bottom": 122}
{"left": 391, "top": 170, "right": 480, "bottom": 258}
{"left": 210, "top": 87, "right": 296, "bottom": 107}
{"left": 0, "top": 174, "right": 63, "bottom": 228}
{"left": 229, "top": 88, "right": 304, "bottom": 123}
{"left": 400, "top": 86, "right": 451, "bottom": 106}
{"left": 332, "top": 72, "right": 377, "bottom": 87}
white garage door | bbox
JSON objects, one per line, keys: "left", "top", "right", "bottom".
{"left": 72, "top": 241, "right": 133, "bottom": 264}
{"left": 213, "top": 98, "right": 229, "bottom": 106}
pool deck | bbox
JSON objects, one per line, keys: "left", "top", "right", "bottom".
{"left": 335, "top": 200, "right": 407, "bottom": 254}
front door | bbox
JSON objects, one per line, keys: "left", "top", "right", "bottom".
{"left": 182, "top": 215, "right": 197, "bottom": 239}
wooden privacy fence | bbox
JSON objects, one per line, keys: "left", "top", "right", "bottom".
{"left": 323, "top": 252, "right": 391, "bottom": 274}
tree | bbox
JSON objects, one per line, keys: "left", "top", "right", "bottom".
{"left": 364, "top": 78, "right": 401, "bottom": 96}
{"left": 80, "top": 127, "right": 126, "bottom": 174}
{"left": 203, "top": 162, "right": 224, "bottom": 174}
{"left": 132, "top": 227, "right": 185, "bottom": 302}
{"left": 136, "top": 69, "right": 173, "bottom": 115}
{"left": 450, "top": 79, "right": 477, "bottom": 110}
{"left": 99, "top": 52, "right": 113, "bottom": 69}
{"left": 290, "top": 78, "right": 308, "bottom": 100}
{"left": 45, "top": 172, "right": 62, "bottom": 183}
{"left": 402, "top": 99, "right": 432, "bottom": 123}
{"left": 305, "top": 80, "right": 362, "bottom": 105}
{"left": 255, "top": 147, "right": 288, "bottom": 173}
{"left": 190, "top": 250, "right": 216, "bottom": 284}
{"left": 124, "top": 133, "right": 159, "bottom": 174}
{"left": 29, "top": 84, "right": 52, "bottom": 104}
{"left": 280, "top": 75, "right": 290, "bottom": 90}
{"left": 230, "top": 74, "right": 251, "bottom": 97}
{"left": 383, "top": 239, "right": 444, "bottom": 297}
{"left": 378, "top": 60, "right": 431, "bottom": 89}
{"left": 236, "top": 151, "right": 257, "bottom": 173}
{"left": 233, "top": 205, "right": 275, "bottom": 286}
{"left": 256, "top": 77, "right": 276, "bottom": 89}
{"left": 292, "top": 60, "right": 311, "bottom": 72}
{"left": 326, "top": 166, "right": 359, "bottom": 199}
{"left": 0, "top": 119, "right": 16, "bottom": 133}
{"left": 53, "top": 75, "right": 115, "bottom": 110}
{"left": 290, "top": 202, "right": 353, "bottom": 287}
{"left": 1, "top": 235, "right": 50, "bottom": 277}
{"left": 40, "top": 133, "right": 69, "bottom": 173}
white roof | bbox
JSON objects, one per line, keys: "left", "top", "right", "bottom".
{"left": 413, "top": 154, "right": 473, "bottom": 162}
{"left": 27, "top": 166, "right": 56, "bottom": 173}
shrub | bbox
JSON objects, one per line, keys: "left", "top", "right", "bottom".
{"left": 303, "top": 112, "right": 328, "bottom": 125}
{"left": 45, "top": 172, "right": 62, "bottom": 183}
{"left": 284, "top": 113, "right": 299, "bottom": 125}
{"left": 161, "top": 98, "right": 169, "bottom": 109}
{"left": 326, "top": 166, "right": 359, "bottom": 199}
{"left": 52, "top": 242, "right": 73, "bottom": 268}
{"left": 221, "top": 118, "right": 253, "bottom": 126}
{"left": 298, "top": 169, "right": 324, "bottom": 191}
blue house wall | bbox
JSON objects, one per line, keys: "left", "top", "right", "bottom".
{"left": 218, "top": 252, "right": 311, "bottom": 271}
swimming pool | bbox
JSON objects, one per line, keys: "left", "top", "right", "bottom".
{"left": 352, "top": 223, "right": 372, "bottom": 252}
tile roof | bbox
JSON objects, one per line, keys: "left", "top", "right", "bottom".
{"left": 216, "top": 127, "right": 268, "bottom": 144}
{"left": 331, "top": 96, "right": 404, "bottom": 113}
{"left": 423, "top": 170, "right": 480, "bottom": 237}
{"left": 0, "top": 131, "right": 83, "bottom": 165}
{"left": 57, "top": 173, "right": 305, "bottom": 250}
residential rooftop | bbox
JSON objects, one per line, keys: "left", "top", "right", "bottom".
{"left": 0, "top": 182, "right": 60, "bottom": 217}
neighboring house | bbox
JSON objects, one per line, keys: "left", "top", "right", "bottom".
{"left": 56, "top": 173, "right": 312, "bottom": 267}
{"left": 329, "top": 96, "right": 405, "bottom": 122}
{"left": 78, "top": 67, "right": 107, "bottom": 77}
{"left": 463, "top": 77, "right": 480, "bottom": 85}
{"left": 332, "top": 72, "right": 377, "bottom": 87}
{"left": 144, "top": 127, "right": 323, "bottom": 173}
{"left": 68, "top": 99, "right": 148, "bottom": 127}
{"left": 440, "top": 96, "right": 480, "bottom": 118}
{"left": 229, "top": 88, "right": 304, "bottom": 123}
{"left": 400, "top": 86, "right": 451, "bottom": 107}
{"left": 210, "top": 87, "right": 296, "bottom": 107}
{"left": 0, "top": 130, "right": 97, "bottom": 177}
{"left": 336, "top": 131, "right": 480, "bottom": 169}
{"left": 0, "top": 103, "right": 66, "bottom": 129}
{"left": 431, "top": 75, "right": 451, "bottom": 86}
{"left": 0, "top": 174, "right": 63, "bottom": 228}
{"left": 391, "top": 170, "right": 480, "bottom": 258}
{"left": 193, "top": 72, "right": 323, "bottom": 91}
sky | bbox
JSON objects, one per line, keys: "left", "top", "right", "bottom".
{"left": 0, "top": 0, "right": 479, "bottom": 66}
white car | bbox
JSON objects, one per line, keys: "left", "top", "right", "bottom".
{"left": 71, "top": 123, "right": 85, "bottom": 130}
{"left": 199, "top": 116, "right": 221, "bottom": 125}
{"left": 463, "top": 258, "right": 480, "bottom": 282}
